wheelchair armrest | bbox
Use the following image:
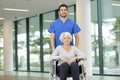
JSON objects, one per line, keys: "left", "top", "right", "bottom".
{"left": 76, "top": 58, "right": 86, "bottom": 66}
{"left": 76, "top": 58, "right": 86, "bottom": 62}
{"left": 50, "top": 58, "right": 59, "bottom": 66}
{"left": 51, "top": 58, "right": 59, "bottom": 62}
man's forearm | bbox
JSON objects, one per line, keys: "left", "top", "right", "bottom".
{"left": 50, "top": 33, "right": 55, "bottom": 52}
{"left": 50, "top": 38, "right": 55, "bottom": 51}
{"left": 75, "top": 32, "right": 80, "bottom": 47}
{"left": 75, "top": 37, "right": 79, "bottom": 47}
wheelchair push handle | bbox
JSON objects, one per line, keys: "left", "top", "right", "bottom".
{"left": 76, "top": 58, "right": 86, "bottom": 62}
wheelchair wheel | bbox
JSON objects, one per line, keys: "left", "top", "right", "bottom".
{"left": 49, "top": 72, "right": 59, "bottom": 80}
{"left": 80, "top": 72, "right": 86, "bottom": 80}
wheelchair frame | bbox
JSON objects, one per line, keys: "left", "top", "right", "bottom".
{"left": 49, "top": 58, "right": 86, "bottom": 80}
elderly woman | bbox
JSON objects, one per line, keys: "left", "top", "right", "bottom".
{"left": 50, "top": 32, "right": 84, "bottom": 80}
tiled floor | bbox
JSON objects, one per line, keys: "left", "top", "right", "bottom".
{"left": 0, "top": 71, "right": 120, "bottom": 80}
{"left": 0, "top": 71, "right": 48, "bottom": 80}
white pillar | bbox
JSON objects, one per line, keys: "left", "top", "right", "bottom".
{"left": 76, "top": 0, "right": 92, "bottom": 76}
{"left": 3, "top": 20, "right": 13, "bottom": 72}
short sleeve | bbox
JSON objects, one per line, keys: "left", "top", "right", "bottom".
{"left": 48, "top": 22, "right": 55, "bottom": 33}
{"left": 73, "top": 23, "right": 81, "bottom": 34}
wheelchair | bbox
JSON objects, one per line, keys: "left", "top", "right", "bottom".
{"left": 49, "top": 58, "right": 86, "bottom": 80}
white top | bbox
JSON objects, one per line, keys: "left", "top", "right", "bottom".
{"left": 50, "top": 45, "right": 85, "bottom": 66}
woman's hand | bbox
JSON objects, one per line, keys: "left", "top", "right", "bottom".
{"left": 69, "top": 57, "right": 77, "bottom": 64}
{"left": 60, "top": 57, "right": 67, "bottom": 62}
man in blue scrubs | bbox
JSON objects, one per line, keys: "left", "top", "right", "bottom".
{"left": 48, "top": 4, "right": 81, "bottom": 52}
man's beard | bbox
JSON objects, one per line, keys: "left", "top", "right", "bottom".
{"left": 60, "top": 15, "right": 67, "bottom": 18}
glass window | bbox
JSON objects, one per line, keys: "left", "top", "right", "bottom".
{"left": 102, "top": 0, "right": 120, "bottom": 75}
{"left": 0, "top": 25, "right": 3, "bottom": 69}
{"left": 13, "top": 23, "right": 16, "bottom": 70}
{"left": 29, "top": 16, "right": 40, "bottom": 71}
{"left": 68, "top": 6, "right": 75, "bottom": 20}
{"left": 43, "top": 11, "right": 55, "bottom": 71}
{"left": 17, "top": 19, "right": 27, "bottom": 71}
{"left": 91, "top": 0, "right": 99, "bottom": 74}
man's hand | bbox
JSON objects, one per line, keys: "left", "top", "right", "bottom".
{"left": 52, "top": 48, "right": 55, "bottom": 52}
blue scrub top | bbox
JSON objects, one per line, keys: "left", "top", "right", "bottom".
{"left": 48, "top": 18, "right": 81, "bottom": 48}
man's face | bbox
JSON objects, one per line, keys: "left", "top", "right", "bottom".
{"left": 58, "top": 7, "right": 68, "bottom": 18}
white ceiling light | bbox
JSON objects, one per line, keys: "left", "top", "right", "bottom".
{"left": 0, "top": 18, "right": 4, "bottom": 20}
{"left": 112, "top": 3, "right": 120, "bottom": 7}
{"left": 44, "top": 20, "right": 53, "bottom": 22}
{"left": 3, "top": 8, "right": 29, "bottom": 12}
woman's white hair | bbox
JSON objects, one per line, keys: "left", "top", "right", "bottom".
{"left": 59, "top": 32, "right": 72, "bottom": 42}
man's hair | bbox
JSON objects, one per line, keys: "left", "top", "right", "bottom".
{"left": 58, "top": 4, "right": 68, "bottom": 11}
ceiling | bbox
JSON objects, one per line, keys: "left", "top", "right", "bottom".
{"left": 0, "top": 0, "right": 75, "bottom": 25}
{"left": 0, "top": 0, "right": 120, "bottom": 26}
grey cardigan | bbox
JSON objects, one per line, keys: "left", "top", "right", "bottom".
{"left": 50, "top": 45, "right": 85, "bottom": 66}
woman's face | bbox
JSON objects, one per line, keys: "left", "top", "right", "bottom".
{"left": 62, "top": 35, "right": 71, "bottom": 45}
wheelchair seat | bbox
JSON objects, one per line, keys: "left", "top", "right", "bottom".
{"left": 49, "top": 58, "right": 86, "bottom": 80}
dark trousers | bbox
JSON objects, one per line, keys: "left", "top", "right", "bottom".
{"left": 58, "top": 62, "right": 79, "bottom": 80}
